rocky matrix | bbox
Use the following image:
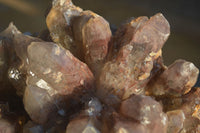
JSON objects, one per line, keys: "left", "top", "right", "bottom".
{"left": 0, "top": 0, "right": 199, "bottom": 133}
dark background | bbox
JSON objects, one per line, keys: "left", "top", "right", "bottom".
{"left": 0, "top": 0, "right": 199, "bottom": 68}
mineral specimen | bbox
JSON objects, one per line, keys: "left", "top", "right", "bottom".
{"left": 27, "top": 42, "right": 94, "bottom": 95}
{"left": 0, "top": 0, "right": 199, "bottom": 132}
{"left": 47, "top": 0, "right": 112, "bottom": 75}
{"left": 97, "top": 13, "right": 170, "bottom": 102}
{"left": 46, "top": 0, "right": 83, "bottom": 58}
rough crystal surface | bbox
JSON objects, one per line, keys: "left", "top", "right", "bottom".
{"left": 147, "top": 59, "right": 199, "bottom": 96}
{"left": 120, "top": 95, "right": 168, "bottom": 133}
{"left": 0, "top": 0, "right": 199, "bottom": 132}
{"left": 97, "top": 13, "right": 170, "bottom": 101}
{"left": 167, "top": 110, "right": 185, "bottom": 133}
{"left": 27, "top": 42, "right": 94, "bottom": 95}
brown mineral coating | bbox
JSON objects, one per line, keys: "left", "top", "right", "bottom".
{"left": 147, "top": 59, "right": 199, "bottom": 96}
{"left": 167, "top": 110, "right": 185, "bottom": 133}
{"left": 27, "top": 42, "right": 94, "bottom": 95}
{"left": 46, "top": 0, "right": 83, "bottom": 59}
{"left": 97, "top": 13, "right": 170, "bottom": 100}
{"left": 66, "top": 117, "right": 100, "bottom": 133}
{"left": 120, "top": 95, "right": 168, "bottom": 133}
{"left": 73, "top": 10, "right": 112, "bottom": 75}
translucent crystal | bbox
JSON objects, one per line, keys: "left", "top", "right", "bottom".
{"left": 120, "top": 95, "right": 168, "bottom": 133}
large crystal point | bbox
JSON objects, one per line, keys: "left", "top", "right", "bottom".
{"left": 24, "top": 41, "right": 94, "bottom": 124}
{"left": 147, "top": 59, "right": 199, "bottom": 96}
{"left": 27, "top": 42, "right": 94, "bottom": 95}
{"left": 47, "top": 0, "right": 112, "bottom": 75}
{"left": 97, "top": 13, "right": 170, "bottom": 101}
{"left": 46, "top": 0, "right": 83, "bottom": 58}
{"left": 72, "top": 10, "right": 112, "bottom": 75}
{"left": 0, "top": 23, "right": 42, "bottom": 96}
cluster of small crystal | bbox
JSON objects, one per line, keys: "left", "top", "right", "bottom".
{"left": 0, "top": 0, "right": 199, "bottom": 132}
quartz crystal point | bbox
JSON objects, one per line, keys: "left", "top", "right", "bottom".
{"left": 120, "top": 95, "right": 168, "bottom": 133}
{"left": 147, "top": 59, "right": 199, "bottom": 96}
{"left": 72, "top": 10, "right": 112, "bottom": 75}
{"left": 47, "top": 0, "right": 112, "bottom": 75}
{"left": 0, "top": 23, "right": 20, "bottom": 91}
{"left": 46, "top": 0, "right": 83, "bottom": 58}
{"left": 97, "top": 13, "right": 170, "bottom": 100}
{"left": 24, "top": 41, "right": 94, "bottom": 124}
{"left": 27, "top": 42, "right": 94, "bottom": 95}
{"left": 166, "top": 110, "right": 185, "bottom": 133}
{"left": 0, "top": 23, "right": 42, "bottom": 96}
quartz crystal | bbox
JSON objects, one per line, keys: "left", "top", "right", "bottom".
{"left": 47, "top": 0, "right": 112, "bottom": 75}
{"left": 120, "top": 95, "right": 168, "bottom": 133}
{"left": 147, "top": 59, "right": 199, "bottom": 96}
{"left": 0, "top": 0, "right": 199, "bottom": 132}
{"left": 167, "top": 110, "right": 185, "bottom": 133}
{"left": 97, "top": 13, "right": 170, "bottom": 101}
{"left": 27, "top": 42, "right": 94, "bottom": 95}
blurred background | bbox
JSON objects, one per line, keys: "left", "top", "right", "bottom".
{"left": 0, "top": 0, "right": 199, "bottom": 68}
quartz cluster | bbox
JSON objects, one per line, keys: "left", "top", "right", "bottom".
{"left": 0, "top": 0, "right": 199, "bottom": 132}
